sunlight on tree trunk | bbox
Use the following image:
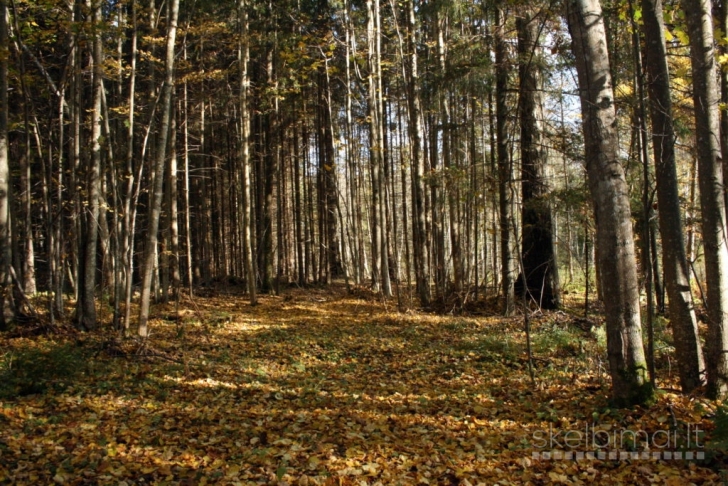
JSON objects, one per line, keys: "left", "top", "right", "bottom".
{"left": 567, "top": 0, "right": 652, "bottom": 406}
{"left": 640, "top": 0, "right": 705, "bottom": 392}
{"left": 138, "top": 0, "right": 180, "bottom": 337}
{"left": 684, "top": 0, "right": 728, "bottom": 398}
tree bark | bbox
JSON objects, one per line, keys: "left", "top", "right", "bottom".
{"left": 138, "top": 0, "right": 180, "bottom": 336}
{"left": 567, "top": 0, "right": 652, "bottom": 405}
{"left": 641, "top": 0, "right": 705, "bottom": 391}
{"left": 516, "top": 7, "right": 560, "bottom": 309}
{"left": 239, "top": 0, "right": 257, "bottom": 305}
{"left": 495, "top": 3, "right": 516, "bottom": 315}
{"left": 75, "top": 0, "right": 103, "bottom": 331}
{"left": 405, "top": 0, "right": 431, "bottom": 307}
{"left": 684, "top": 0, "right": 728, "bottom": 397}
{"left": 0, "top": 0, "right": 12, "bottom": 329}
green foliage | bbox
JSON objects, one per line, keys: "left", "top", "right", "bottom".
{"left": 0, "top": 343, "right": 85, "bottom": 398}
{"left": 461, "top": 334, "right": 518, "bottom": 362}
{"left": 709, "top": 402, "right": 728, "bottom": 452}
{"left": 593, "top": 325, "right": 607, "bottom": 352}
{"left": 532, "top": 325, "right": 582, "bottom": 357}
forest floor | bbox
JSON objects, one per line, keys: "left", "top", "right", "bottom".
{"left": 0, "top": 283, "right": 726, "bottom": 485}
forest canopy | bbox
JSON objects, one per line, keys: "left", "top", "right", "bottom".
{"left": 0, "top": 0, "right": 728, "bottom": 423}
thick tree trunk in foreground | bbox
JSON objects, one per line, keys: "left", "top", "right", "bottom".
{"left": 567, "top": 0, "right": 651, "bottom": 405}
{"left": 684, "top": 0, "right": 728, "bottom": 397}
{"left": 641, "top": 0, "right": 705, "bottom": 392}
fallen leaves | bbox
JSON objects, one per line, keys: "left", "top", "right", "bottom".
{"left": 0, "top": 286, "right": 723, "bottom": 484}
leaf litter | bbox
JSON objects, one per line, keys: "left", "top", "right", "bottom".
{"left": 0, "top": 286, "right": 723, "bottom": 484}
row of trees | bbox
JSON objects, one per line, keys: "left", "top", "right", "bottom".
{"left": 0, "top": 0, "right": 726, "bottom": 405}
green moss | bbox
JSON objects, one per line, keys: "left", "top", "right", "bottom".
{"left": 610, "top": 366, "right": 655, "bottom": 408}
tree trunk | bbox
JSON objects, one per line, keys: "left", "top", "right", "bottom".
{"left": 138, "top": 0, "right": 180, "bottom": 336}
{"left": 567, "top": 0, "right": 652, "bottom": 405}
{"left": 720, "top": 0, "right": 728, "bottom": 211}
{"left": 684, "top": 0, "right": 728, "bottom": 398}
{"left": 496, "top": 4, "right": 516, "bottom": 315}
{"left": 516, "top": 7, "right": 560, "bottom": 309}
{"left": 367, "top": 0, "right": 383, "bottom": 293}
{"left": 168, "top": 104, "right": 181, "bottom": 296}
{"left": 239, "top": 0, "right": 257, "bottom": 305}
{"left": 405, "top": 0, "right": 431, "bottom": 307}
{"left": 436, "top": 11, "right": 463, "bottom": 297}
{"left": 640, "top": 0, "right": 705, "bottom": 391}
{"left": 0, "top": 0, "right": 12, "bottom": 329}
{"left": 75, "top": 0, "right": 103, "bottom": 331}
{"left": 20, "top": 137, "right": 35, "bottom": 297}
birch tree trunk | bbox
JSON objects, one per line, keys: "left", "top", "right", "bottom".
{"left": 495, "top": 3, "right": 515, "bottom": 315}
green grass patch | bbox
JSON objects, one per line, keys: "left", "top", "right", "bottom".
{"left": 0, "top": 343, "right": 86, "bottom": 398}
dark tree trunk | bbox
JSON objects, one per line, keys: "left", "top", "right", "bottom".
{"left": 0, "top": 0, "right": 12, "bottom": 329}
{"left": 516, "top": 7, "right": 560, "bottom": 309}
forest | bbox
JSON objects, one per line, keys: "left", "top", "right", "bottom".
{"left": 2, "top": 0, "right": 728, "bottom": 482}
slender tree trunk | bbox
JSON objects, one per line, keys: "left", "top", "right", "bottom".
{"left": 405, "top": 0, "right": 431, "bottom": 307}
{"left": 293, "top": 116, "right": 305, "bottom": 286}
{"left": 470, "top": 96, "right": 480, "bottom": 301}
{"left": 367, "top": 0, "right": 383, "bottom": 293}
{"left": 19, "top": 101, "right": 35, "bottom": 296}
{"left": 323, "top": 65, "right": 342, "bottom": 279}
{"left": 567, "top": 0, "right": 652, "bottom": 405}
{"left": 168, "top": 104, "right": 180, "bottom": 296}
{"left": 182, "top": 62, "right": 193, "bottom": 297}
{"left": 344, "top": 0, "right": 360, "bottom": 285}
{"left": 488, "top": 86, "right": 499, "bottom": 297}
{"left": 640, "top": 0, "right": 705, "bottom": 391}
{"left": 684, "top": 0, "right": 728, "bottom": 397}
{"left": 138, "top": 0, "right": 179, "bottom": 336}
{"left": 496, "top": 4, "right": 515, "bottom": 315}
{"left": 121, "top": 0, "right": 138, "bottom": 332}
{"left": 436, "top": 11, "right": 463, "bottom": 298}
{"left": 0, "top": 0, "right": 12, "bottom": 329}
{"left": 75, "top": 0, "right": 103, "bottom": 331}
{"left": 377, "top": 31, "right": 391, "bottom": 297}
{"left": 256, "top": 44, "right": 275, "bottom": 293}
{"left": 239, "top": 0, "right": 257, "bottom": 304}
{"left": 629, "top": 0, "right": 656, "bottom": 384}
